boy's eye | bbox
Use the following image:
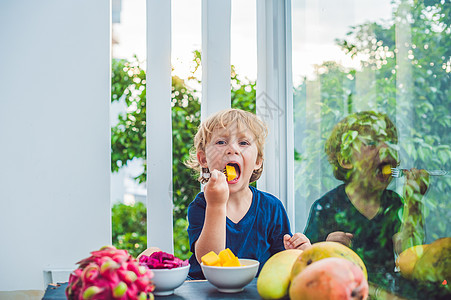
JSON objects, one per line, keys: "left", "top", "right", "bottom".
{"left": 239, "top": 141, "right": 250, "bottom": 146}
{"left": 216, "top": 140, "right": 226, "bottom": 145}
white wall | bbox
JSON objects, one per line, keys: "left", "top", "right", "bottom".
{"left": 0, "top": 0, "right": 111, "bottom": 291}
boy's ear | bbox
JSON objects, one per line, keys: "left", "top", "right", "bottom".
{"left": 197, "top": 151, "right": 208, "bottom": 168}
{"left": 255, "top": 157, "right": 263, "bottom": 170}
{"left": 338, "top": 157, "right": 353, "bottom": 169}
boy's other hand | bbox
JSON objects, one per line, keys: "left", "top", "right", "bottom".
{"left": 284, "top": 233, "right": 311, "bottom": 250}
{"left": 204, "top": 169, "right": 229, "bottom": 207}
{"left": 326, "top": 231, "right": 354, "bottom": 247}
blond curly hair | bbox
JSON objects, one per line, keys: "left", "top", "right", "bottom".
{"left": 185, "top": 109, "right": 268, "bottom": 183}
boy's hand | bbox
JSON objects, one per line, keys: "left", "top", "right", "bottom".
{"left": 326, "top": 231, "right": 354, "bottom": 247}
{"left": 204, "top": 169, "right": 229, "bottom": 207}
{"left": 284, "top": 233, "right": 311, "bottom": 250}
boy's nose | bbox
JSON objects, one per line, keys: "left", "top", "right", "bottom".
{"left": 226, "top": 142, "right": 240, "bottom": 155}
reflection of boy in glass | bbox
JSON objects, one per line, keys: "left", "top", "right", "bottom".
{"left": 304, "top": 111, "right": 428, "bottom": 280}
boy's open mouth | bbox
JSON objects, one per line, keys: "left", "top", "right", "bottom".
{"left": 224, "top": 162, "right": 241, "bottom": 183}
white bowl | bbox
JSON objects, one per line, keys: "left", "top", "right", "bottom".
{"left": 151, "top": 265, "right": 190, "bottom": 296}
{"left": 201, "top": 258, "right": 259, "bottom": 293}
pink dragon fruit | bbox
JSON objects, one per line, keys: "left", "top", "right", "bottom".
{"left": 139, "top": 251, "right": 189, "bottom": 269}
{"left": 66, "top": 246, "right": 155, "bottom": 300}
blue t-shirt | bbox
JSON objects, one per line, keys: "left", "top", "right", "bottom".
{"left": 187, "top": 185, "right": 292, "bottom": 279}
{"left": 304, "top": 184, "right": 403, "bottom": 275}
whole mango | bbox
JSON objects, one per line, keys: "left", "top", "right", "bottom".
{"left": 396, "top": 244, "right": 429, "bottom": 280}
{"left": 257, "top": 249, "right": 303, "bottom": 299}
{"left": 289, "top": 257, "right": 368, "bottom": 300}
{"left": 291, "top": 241, "right": 367, "bottom": 280}
{"left": 412, "top": 237, "right": 450, "bottom": 283}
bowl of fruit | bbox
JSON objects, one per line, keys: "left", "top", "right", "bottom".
{"left": 200, "top": 248, "right": 259, "bottom": 293}
{"left": 139, "top": 251, "right": 190, "bottom": 296}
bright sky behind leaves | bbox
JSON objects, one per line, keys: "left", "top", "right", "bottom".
{"left": 113, "top": 0, "right": 392, "bottom": 85}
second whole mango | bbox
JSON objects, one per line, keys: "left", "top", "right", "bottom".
{"left": 396, "top": 244, "right": 429, "bottom": 280}
{"left": 291, "top": 241, "right": 367, "bottom": 280}
{"left": 412, "top": 237, "right": 450, "bottom": 283}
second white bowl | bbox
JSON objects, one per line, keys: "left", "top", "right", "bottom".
{"left": 201, "top": 258, "right": 259, "bottom": 293}
{"left": 151, "top": 265, "right": 190, "bottom": 296}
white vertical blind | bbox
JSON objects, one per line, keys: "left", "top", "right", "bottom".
{"left": 256, "top": 0, "right": 295, "bottom": 227}
{"left": 201, "top": 0, "right": 232, "bottom": 120}
{"left": 147, "top": 0, "right": 174, "bottom": 253}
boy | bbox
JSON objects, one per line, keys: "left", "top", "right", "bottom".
{"left": 186, "top": 109, "right": 310, "bottom": 279}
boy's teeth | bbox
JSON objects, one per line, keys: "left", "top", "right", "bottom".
{"left": 225, "top": 165, "right": 237, "bottom": 181}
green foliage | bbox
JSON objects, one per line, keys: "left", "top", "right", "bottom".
{"left": 111, "top": 58, "right": 147, "bottom": 177}
{"left": 173, "top": 218, "right": 190, "bottom": 260}
{"left": 231, "top": 66, "right": 257, "bottom": 112}
{"left": 112, "top": 202, "right": 147, "bottom": 258}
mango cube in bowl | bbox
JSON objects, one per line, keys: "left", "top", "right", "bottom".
{"left": 202, "top": 248, "right": 241, "bottom": 267}
{"left": 201, "top": 251, "right": 221, "bottom": 266}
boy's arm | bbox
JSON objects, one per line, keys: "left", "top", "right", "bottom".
{"left": 194, "top": 170, "right": 229, "bottom": 263}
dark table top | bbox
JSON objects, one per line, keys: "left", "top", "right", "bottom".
{"left": 43, "top": 279, "right": 264, "bottom": 300}
{"left": 44, "top": 276, "right": 451, "bottom": 299}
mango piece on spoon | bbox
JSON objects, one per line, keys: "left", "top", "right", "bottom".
{"left": 382, "top": 165, "right": 392, "bottom": 175}
{"left": 225, "top": 165, "right": 237, "bottom": 181}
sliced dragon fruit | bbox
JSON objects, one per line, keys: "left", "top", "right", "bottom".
{"left": 139, "top": 251, "right": 189, "bottom": 269}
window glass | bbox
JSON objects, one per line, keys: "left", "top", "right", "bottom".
{"left": 292, "top": 0, "right": 450, "bottom": 298}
